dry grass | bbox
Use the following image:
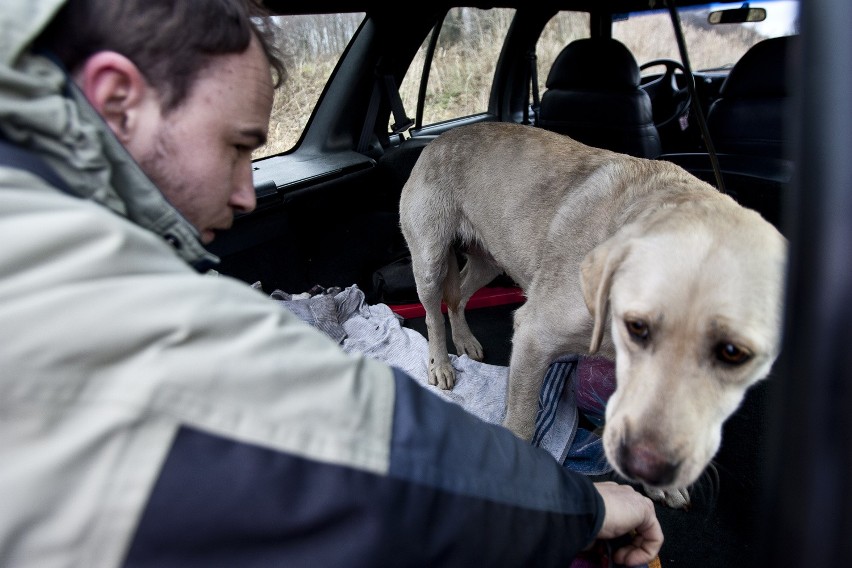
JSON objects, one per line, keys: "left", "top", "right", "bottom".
{"left": 255, "top": 9, "right": 766, "bottom": 159}
{"left": 259, "top": 57, "right": 337, "bottom": 158}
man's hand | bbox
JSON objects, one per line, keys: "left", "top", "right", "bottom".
{"left": 593, "top": 481, "right": 664, "bottom": 566}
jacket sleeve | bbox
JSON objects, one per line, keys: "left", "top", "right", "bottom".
{"left": 122, "top": 366, "right": 603, "bottom": 568}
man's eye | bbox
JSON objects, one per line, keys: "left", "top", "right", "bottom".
{"left": 625, "top": 319, "right": 650, "bottom": 342}
{"left": 714, "top": 342, "right": 752, "bottom": 366}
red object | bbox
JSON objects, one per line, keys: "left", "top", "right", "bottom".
{"left": 388, "top": 286, "right": 525, "bottom": 319}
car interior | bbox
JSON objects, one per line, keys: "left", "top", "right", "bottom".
{"left": 204, "top": 1, "right": 825, "bottom": 565}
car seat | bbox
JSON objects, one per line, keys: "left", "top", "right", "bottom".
{"left": 661, "top": 35, "right": 797, "bottom": 231}
{"left": 537, "top": 37, "right": 662, "bottom": 159}
{"left": 706, "top": 35, "right": 795, "bottom": 158}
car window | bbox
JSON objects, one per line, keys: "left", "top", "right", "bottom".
{"left": 398, "top": 7, "right": 516, "bottom": 128}
{"left": 253, "top": 13, "right": 365, "bottom": 159}
{"left": 613, "top": 1, "right": 799, "bottom": 74}
{"left": 535, "top": 11, "right": 591, "bottom": 97}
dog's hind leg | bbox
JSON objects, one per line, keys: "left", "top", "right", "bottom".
{"left": 446, "top": 253, "right": 502, "bottom": 361}
{"left": 408, "top": 241, "right": 458, "bottom": 390}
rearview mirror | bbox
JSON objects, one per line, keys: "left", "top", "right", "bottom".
{"left": 708, "top": 5, "right": 767, "bottom": 24}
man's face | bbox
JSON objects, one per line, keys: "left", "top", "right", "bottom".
{"left": 128, "top": 37, "right": 274, "bottom": 244}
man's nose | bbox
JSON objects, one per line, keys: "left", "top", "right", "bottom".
{"left": 231, "top": 165, "right": 257, "bottom": 214}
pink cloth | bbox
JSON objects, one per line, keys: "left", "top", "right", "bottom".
{"left": 576, "top": 356, "right": 617, "bottom": 418}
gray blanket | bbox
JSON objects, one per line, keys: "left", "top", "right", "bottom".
{"left": 267, "top": 284, "right": 612, "bottom": 475}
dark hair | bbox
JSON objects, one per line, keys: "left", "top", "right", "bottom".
{"left": 37, "top": 0, "right": 287, "bottom": 112}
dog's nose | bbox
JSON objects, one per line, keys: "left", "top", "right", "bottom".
{"left": 618, "top": 442, "right": 678, "bottom": 486}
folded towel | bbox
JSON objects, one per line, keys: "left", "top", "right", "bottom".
{"left": 268, "top": 284, "right": 613, "bottom": 476}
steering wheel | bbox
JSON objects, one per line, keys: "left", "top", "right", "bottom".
{"left": 639, "top": 59, "right": 693, "bottom": 130}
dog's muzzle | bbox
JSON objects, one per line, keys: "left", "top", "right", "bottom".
{"left": 617, "top": 440, "right": 680, "bottom": 487}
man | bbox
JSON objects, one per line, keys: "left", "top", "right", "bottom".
{"left": 0, "top": 1, "right": 663, "bottom": 566}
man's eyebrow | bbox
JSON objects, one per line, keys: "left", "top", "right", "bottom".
{"left": 240, "top": 128, "right": 268, "bottom": 147}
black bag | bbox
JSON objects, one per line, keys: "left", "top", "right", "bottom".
{"left": 372, "top": 255, "right": 419, "bottom": 304}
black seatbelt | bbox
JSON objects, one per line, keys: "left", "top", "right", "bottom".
{"left": 523, "top": 50, "right": 540, "bottom": 125}
{"left": 383, "top": 74, "right": 414, "bottom": 135}
{"left": 0, "top": 136, "right": 73, "bottom": 195}
{"left": 665, "top": 0, "right": 725, "bottom": 194}
{"left": 357, "top": 72, "right": 414, "bottom": 154}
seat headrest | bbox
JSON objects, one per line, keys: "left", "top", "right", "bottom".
{"left": 545, "top": 38, "right": 640, "bottom": 91}
{"left": 720, "top": 35, "right": 795, "bottom": 98}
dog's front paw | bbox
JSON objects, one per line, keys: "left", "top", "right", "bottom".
{"left": 642, "top": 485, "right": 691, "bottom": 509}
{"left": 428, "top": 361, "right": 456, "bottom": 390}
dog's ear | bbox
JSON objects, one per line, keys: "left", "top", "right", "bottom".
{"left": 580, "top": 236, "right": 630, "bottom": 354}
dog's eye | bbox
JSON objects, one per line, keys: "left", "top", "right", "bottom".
{"left": 714, "top": 342, "right": 751, "bottom": 366}
{"left": 625, "top": 319, "right": 650, "bottom": 342}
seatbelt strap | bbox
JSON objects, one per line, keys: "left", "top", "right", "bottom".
{"left": 383, "top": 74, "right": 414, "bottom": 135}
{"left": 357, "top": 72, "right": 413, "bottom": 153}
{"left": 665, "top": 0, "right": 726, "bottom": 194}
{"left": 523, "top": 50, "right": 540, "bottom": 125}
{"left": 0, "top": 136, "right": 74, "bottom": 195}
{"left": 530, "top": 51, "right": 540, "bottom": 123}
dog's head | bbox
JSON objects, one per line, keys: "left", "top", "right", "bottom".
{"left": 580, "top": 200, "right": 787, "bottom": 490}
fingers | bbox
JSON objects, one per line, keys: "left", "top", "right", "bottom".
{"left": 593, "top": 481, "right": 664, "bottom": 565}
{"left": 615, "top": 495, "right": 664, "bottom": 565}
{"left": 611, "top": 524, "right": 665, "bottom": 566}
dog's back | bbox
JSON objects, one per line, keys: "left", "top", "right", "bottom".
{"left": 400, "top": 122, "right": 721, "bottom": 288}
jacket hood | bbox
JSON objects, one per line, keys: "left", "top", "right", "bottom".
{"left": 0, "top": 0, "right": 218, "bottom": 270}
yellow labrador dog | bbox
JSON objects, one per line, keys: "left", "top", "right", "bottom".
{"left": 399, "top": 122, "right": 787, "bottom": 508}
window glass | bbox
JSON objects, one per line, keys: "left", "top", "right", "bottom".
{"left": 535, "top": 12, "right": 591, "bottom": 96}
{"left": 398, "top": 8, "right": 515, "bottom": 128}
{"left": 254, "top": 13, "right": 365, "bottom": 159}
{"left": 613, "top": 1, "right": 799, "bottom": 74}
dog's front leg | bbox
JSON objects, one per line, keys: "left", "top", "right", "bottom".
{"left": 502, "top": 325, "right": 555, "bottom": 441}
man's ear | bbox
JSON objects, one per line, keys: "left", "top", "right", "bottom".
{"left": 74, "top": 51, "right": 153, "bottom": 143}
{"left": 580, "top": 234, "right": 630, "bottom": 354}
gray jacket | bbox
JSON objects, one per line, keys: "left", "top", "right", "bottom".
{"left": 0, "top": 2, "right": 603, "bottom": 566}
